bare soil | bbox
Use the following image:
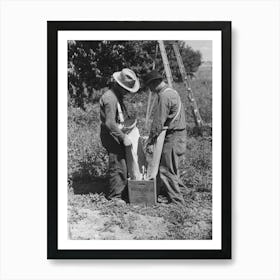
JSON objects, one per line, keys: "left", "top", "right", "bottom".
{"left": 68, "top": 189, "right": 212, "bottom": 240}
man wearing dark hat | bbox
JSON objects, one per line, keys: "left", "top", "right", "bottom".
{"left": 144, "top": 70, "right": 187, "bottom": 206}
{"left": 100, "top": 68, "right": 140, "bottom": 202}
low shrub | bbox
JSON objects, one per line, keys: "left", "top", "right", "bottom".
{"left": 68, "top": 104, "right": 108, "bottom": 185}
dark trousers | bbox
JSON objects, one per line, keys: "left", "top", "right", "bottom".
{"left": 100, "top": 127, "right": 127, "bottom": 200}
{"left": 158, "top": 130, "right": 187, "bottom": 206}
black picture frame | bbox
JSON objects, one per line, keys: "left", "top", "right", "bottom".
{"left": 47, "top": 21, "right": 231, "bottom": 259}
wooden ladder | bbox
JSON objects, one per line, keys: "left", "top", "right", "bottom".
{"left": 145, "top": 40, "right": 204, "bottom": 129}
{"left": 157, "top": 40, "right": 173, "bottom": 87}
{"left": 172, "top": 42, "right": 204, "bottom": 127}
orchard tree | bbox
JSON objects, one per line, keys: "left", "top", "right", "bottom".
{"left": 68, "top": 40, "right": 201, "bottom": 108}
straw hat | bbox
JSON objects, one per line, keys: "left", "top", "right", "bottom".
{"left": 112, "top": 68, "right": 140, "bottom": 93}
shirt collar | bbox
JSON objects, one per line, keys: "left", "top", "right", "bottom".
{"left": 158, "top": 84, "right": 169, "bottom": 94}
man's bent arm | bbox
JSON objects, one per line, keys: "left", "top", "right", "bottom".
{"left": 148, "top": 94, "right": 169, "bottom": 144}
{"left": 104, "top": 101, "right": 126, "bottom": 142}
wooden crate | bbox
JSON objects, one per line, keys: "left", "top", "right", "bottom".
{"left": 128, "top": 179, "right": 157, "bottom": 206}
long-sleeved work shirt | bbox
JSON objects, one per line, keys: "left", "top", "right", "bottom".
{"left": 148, "top": 85, "right": 186, "bottom": 144}
{"left": 99, "top": 89, "right": 126, "bottom": 144}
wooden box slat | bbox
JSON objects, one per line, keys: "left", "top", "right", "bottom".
{"left": 128, "top": 179, "right": 157, "bottom": 206}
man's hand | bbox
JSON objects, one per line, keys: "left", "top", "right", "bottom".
{"left": 123, "top": 135, "right": 132, "bottom": 146}
{"left": 146, "top": 144, "right": 153, "bottom": 154}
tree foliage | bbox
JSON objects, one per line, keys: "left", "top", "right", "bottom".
{"left": 68, "top": 40, "right": 201, "bottom": 108}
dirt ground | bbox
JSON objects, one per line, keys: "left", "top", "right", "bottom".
{"left": 68, "top": 189, "right": 212, "bottom": 240}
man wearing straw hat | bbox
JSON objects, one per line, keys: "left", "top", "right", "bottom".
{"left": 144, "top": 70, "right": 187, "bottom": 207}
{"left": 100, "top": 68, "right": 140, "bottom": 202}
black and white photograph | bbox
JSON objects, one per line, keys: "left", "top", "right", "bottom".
{"left": 3, "top": 0, "right": 280, "bottom": 278}
{"left": 68, "top": 40, "right": 213, "bottom": 240}
{"left": 48, "top": 21, "right": 231, "bottom": 259}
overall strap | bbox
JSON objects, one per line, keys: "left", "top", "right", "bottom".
{"left": 117, "top": 102, "right": 124, "bottom": 129}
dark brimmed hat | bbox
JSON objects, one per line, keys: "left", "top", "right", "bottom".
{"left": 143, "top": 70, "right": 163, "bottom": 86}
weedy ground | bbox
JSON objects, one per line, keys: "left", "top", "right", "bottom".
{"left": 68, "top": 65, "right": 213, "bottom": 240}
{"left": 68, "top": 190, "right": 212, "bottom": 240}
